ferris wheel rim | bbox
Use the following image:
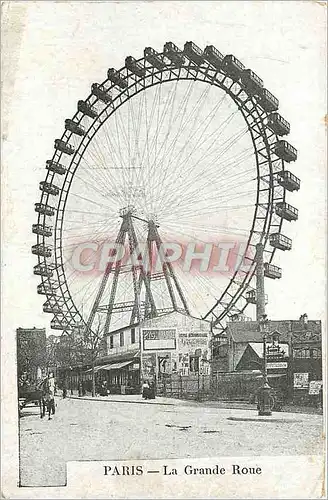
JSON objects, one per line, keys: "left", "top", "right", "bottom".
{"left": 34, "top": 43, "right": 289, "bottom": 333}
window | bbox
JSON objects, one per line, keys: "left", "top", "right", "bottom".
{"left": 120, "top": 332, "right": 124, "bottom": 347}
{"left": 109, "top": 336, "right": 114, "bottom": 349}
{"left": 131, "top": 328, "right": 136, "bottom": 344}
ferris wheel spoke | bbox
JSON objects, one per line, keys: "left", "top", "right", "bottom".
{"left": 176, "top": 119, "right": 249, "bottom": 189}
{"left": 140, "top": 79, "right": 180, "bottom": 186}
{"left": 168, "top": 100, "right": 239, "bottom": 181}
{"left": 196, "top": 127, "right": 250, "bottom": 175}
{"left": 86, "top": 131, "right": 115, "bottom": 178}
{"left": 74, "top": 171, "right": 119, "bottom": 206}
{"left": 164, "top": 158, "right": 255, "bottom": 213}
{"left": 62, "top": 223, "right": 115, "bottom": 244}
{"left": 91, "top": 125, "right": 126, "bottom": 202}
{"left": 161, "top": 156, "right": 254, "bottom": 216}
{"left": 136, "top": 86, "right": 160, "bottom": 215}
{"left": 80, "top": 148, "right": 124, "bottom": 206}
{"left": 173, "top": 261, "right": 217, "bottom": 317}
{"left": 69, "top": 192, "right": 114, "bottom": 211}
{"left": 161, "top": 213, "right": 253, "bottom": 232}
{"left": 157, "top": 90, "right": 228, "bottom": 204}
{"left": 64, "top": 214, "right": 117, "bottom": 229}
{"left": 62, "top": 218, "right": 118, "bottom": 274}
{"left": 180, "top": 166, "right": 256, "bottom": 207}
{"left": 142, "top": 81, "right": 185, "bottom": 204}
{"left": 152, "top": 80, "right": 182, "bottom": 173}
{"left": 160, "top": 138, "right": 255, "bottom": 214}
{"left": 150, "top": 80, "right": 197, "bottom": 198}
{"left": 158, "top": 106, "right": 244, "bottom": 210}
{"left": 152, "top": 81, "right": 210, "bottom": 207}
{"left": 114, "top": 95, "right": 145, "bottom": 195}
{"left": 163, "top": 194, "right": 255, "bottom": 222}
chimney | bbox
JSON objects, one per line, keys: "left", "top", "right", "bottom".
{"left": 255, "top": 243, "right": 266, "bottom": 321}
{"left": 300, "top": 313, "right": 308, "bottom": 328}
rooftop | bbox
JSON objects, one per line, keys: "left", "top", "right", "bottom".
{"left": 105, "top": 310, "right": 211, "bottom": 337}
{"left": 226, "top": 319, "right": 321, "bottom": 344}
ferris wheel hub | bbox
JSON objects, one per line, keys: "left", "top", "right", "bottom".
{"left": 119, "top": 205, "right": 136, "bottom": 217}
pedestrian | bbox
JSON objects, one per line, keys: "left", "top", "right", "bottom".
{"left": 41, "top": 373, "right": 55, "bottom": 420}
{"left": 100, "top": 380, "right": 109, "bottom": 396}
{"left": 62, "top": 378, "right": 67, "bottom": 399}
{"left": 78, "top": 380, "right": 83, "bottom": 397}
{"left": 149, "top": 381, "right": 156, "bottom": 399}
{"left": 142, "top": 380, "right": 150, "bottom": 399}
{"left": 47, "top": 372, "right": 56, "bottom": 417}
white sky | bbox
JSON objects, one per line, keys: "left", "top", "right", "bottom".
{"left": 2, "top": 1, "right": 327, "bottom": 337}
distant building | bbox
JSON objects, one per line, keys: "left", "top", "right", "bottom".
{"left": 211, "top": 315, "right": 322, "bottom": 402}
{"left": 92, "top": 311, "right": 212, "bottom": 394}
{"left": 16, "top": 327, "right": 47, "bottom": 382}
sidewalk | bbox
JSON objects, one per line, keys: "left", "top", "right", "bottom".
{"left": 66, "top": 391, "right": 184, "bottom": 406}
{"left": 65, "top": 391, "right": 322, "bottom": 415}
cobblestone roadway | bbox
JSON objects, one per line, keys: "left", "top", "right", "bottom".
{"left": 19, "top": 397, "right": 323, "bottom": 487}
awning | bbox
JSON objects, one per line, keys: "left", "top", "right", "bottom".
{"left": 100, "top": 360, "right": 133, "bottom": 371}
{"left": 255, "top": 373, "right": 287, "bottom": 379}
{"left": 85, "top": 359, "right": 137, "bottom": 373}
{"left": 85, "top": 365, "right": 107, "bottom": 373}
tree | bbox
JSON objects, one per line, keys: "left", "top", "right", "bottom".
{"left": 45, "top": 335, "right": 60, "bottom": 374}
{"left": 53, "top": 316, "right": 105, "bottom": 397}
{"left": 82, "top": 315, "right": 105, "bottom": 397}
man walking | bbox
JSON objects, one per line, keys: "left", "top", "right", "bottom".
{"left": 47, "top": 372, "right": 56, "bottom": 418}
{"left": 62, "top": 378, "right": 67, "bottom": 399}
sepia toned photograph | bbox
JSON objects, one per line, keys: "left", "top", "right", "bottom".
{"left": 1, "top": 1, "right": 326, "bottom": 498}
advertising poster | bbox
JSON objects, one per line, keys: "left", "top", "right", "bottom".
{"left": 293, "top": 372, "right": 309, "bottom": 389}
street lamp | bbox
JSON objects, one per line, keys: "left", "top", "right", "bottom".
{"left": 261, "top": 315, "right": 269, "bottom": 386}
{"left": 258, "top": 314, "right": 272, "bottom": 416}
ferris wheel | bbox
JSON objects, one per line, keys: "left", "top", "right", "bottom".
{"left": 32, "top": 41, "right": 300, "bottom": 335}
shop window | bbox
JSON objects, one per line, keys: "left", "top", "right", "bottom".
{"left": 109, "top": 336, "right": 114, "bottom": 349}
{"left": 120, "top": 332, "right": 124, "bottom": 347}
{"left": 131, "top": 328, "right": 136, "bottom": 344}
{"left": 189, "top": 356, "right": 200, "bottom": 372}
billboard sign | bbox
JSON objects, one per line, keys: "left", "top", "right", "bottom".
{"left": 142, "top": 329, "right": 176, "bottom": 351}
{"left": 308, "top": 381, "right": 322, "bottom": 395}
{"left": 293, "top": 372, "right": 309, "bottom": 389}
{"left": 179, "top": 353, "right": 190, "bottom": 376}
{"left": 267, "top": 362, "right": 288, "bottom": 369}
{"left": 141, "top": 352, "right": 156, "bottom": 380}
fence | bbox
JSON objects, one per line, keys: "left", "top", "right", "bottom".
{"left": 157, "top": 371, "right": 264, "bottom": 402}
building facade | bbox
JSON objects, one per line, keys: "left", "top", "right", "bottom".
{"left": 16, "top": 327, "right": 47, "bottom": 382}
{"left": 93, "top": 311, "right": 212, "bottom": 394}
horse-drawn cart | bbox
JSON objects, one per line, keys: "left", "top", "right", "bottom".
{"left": 18, "top": 384, "right": 43, "bottom": 416}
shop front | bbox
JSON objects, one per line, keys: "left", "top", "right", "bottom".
{"left": 99, "top": 359, "right": 141, "bottom": 394}
{"left": 85, "top": 352, "right": 141, "bottom": 395}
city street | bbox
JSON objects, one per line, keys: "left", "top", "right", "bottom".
{"left": 19, "top": 396, "right": 323, "bottom": 487}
